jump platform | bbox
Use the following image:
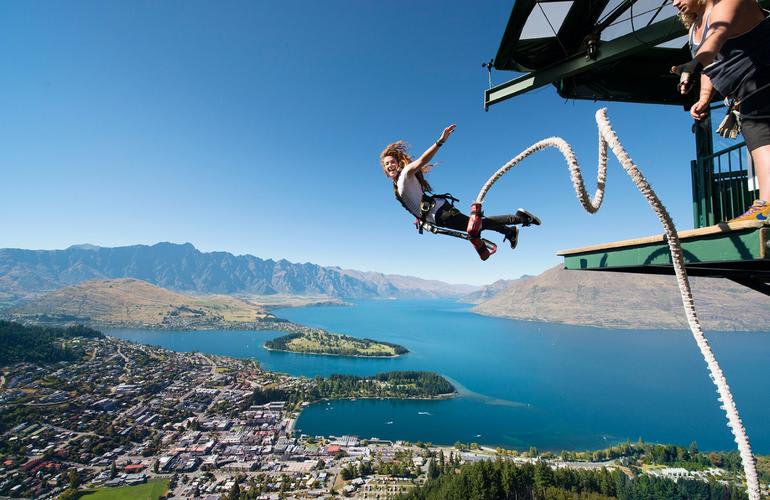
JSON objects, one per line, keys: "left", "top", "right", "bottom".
{"left": 557, "top": 220, "right": 770, "bottom": 295}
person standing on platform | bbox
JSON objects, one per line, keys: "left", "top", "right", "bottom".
{"left": 672, "top": 0, "right": 770, "bottom": 221}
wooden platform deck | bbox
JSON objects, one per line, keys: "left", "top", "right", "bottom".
{"left": 557, "top": 220, "right": 770, "bottom": 294}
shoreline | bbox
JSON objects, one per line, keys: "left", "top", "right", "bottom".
{"left": 5, "top": 318, "right": 294, "bottom": 333}
{"left": 310, "top": 392, "right": 457, "bottom": 403}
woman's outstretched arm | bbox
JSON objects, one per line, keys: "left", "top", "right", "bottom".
{"left": 403, "top": 124, "right": 456, "bottom": 175}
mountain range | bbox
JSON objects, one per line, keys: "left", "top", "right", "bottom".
{"left": 3, "top": 243, "right": 768, "bottom": 331}
{"left": 0, "top": 242, "right": 476, "bottom": 304}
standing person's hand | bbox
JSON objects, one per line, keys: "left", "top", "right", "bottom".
{"left": 671, "top": 61, "right": 702, "bottom": 95}
{"left": 690, "top": 99, "right": 709, "bottom": 120}
{"left": 438, "top": 124, "right": 456, "bottom": 144}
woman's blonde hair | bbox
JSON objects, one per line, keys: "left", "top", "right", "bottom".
{"left": 380, "top": 141, "right": 433, "bottom": 192}
{"left": 678, "top": 0, "right": 707, "bottom": 28}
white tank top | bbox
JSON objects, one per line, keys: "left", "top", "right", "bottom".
{"left": 689, "top": 11, "right": 712, "bottom": 56}
{"left": 396, "top": 170, "right": 445, "bottom": 223}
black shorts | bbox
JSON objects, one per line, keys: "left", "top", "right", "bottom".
{"left": 739, "top": 72, "right": 770, "bottom": 151}
{"left": 741, "top": 117, "right": 770, "bottom": 151}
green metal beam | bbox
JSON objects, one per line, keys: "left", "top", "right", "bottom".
{"left": 484, "top": 16, "right": 686, "bottom": 110}
{"left": 562, "top": 227, "right": 768, "bottom": 271}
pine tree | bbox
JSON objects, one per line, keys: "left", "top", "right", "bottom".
{"left": 428, "top": 458, "right": 439, "bottom": 480}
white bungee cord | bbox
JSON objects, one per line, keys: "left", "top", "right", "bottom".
{"left": 475, "top": 108, "right": 759, "bottom": 500}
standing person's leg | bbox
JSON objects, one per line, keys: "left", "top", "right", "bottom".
{"left": 731, "top": 117, "right": 770, "bottom": 221}
{"left": 751, "top": 145, "right": 770, "bottom": 202}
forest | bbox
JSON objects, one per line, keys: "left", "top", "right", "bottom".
{"left": 0, "top": 321, "right": 103, "bottom": 365}
{"left": 399, "top": 459, "right": 748, "bottom": 500}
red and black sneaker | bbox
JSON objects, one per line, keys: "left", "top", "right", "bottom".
{"left": 514, "top": 208, "right": 541, "bottom": 227}
{"left": 503, "top": 226, "right": 518, "bottom": 250}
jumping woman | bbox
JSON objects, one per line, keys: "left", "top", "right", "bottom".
{"left": 381, "top": 124, "right": 540, "bottom": 249}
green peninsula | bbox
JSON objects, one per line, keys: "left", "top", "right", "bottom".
{"left": 251, "top": 371, "right": 455, "bottom": 401}
{"left": 264, "top": 330, "right": 408, "bottom": 357}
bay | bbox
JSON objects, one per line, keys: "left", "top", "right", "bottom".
{"left": 107, "top": 299, "right": 770, "bottom": 452}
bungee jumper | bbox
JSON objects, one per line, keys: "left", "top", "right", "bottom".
{"left": 380, "top": 124, "right": 540, "bottom": 260}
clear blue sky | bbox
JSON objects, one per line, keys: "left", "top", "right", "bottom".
{"left": 0, "top": 1, "right": 713, "bottom": 285}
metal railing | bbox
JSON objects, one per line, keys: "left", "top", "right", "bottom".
{"left": 691, "top": 141, "right": 758, "bottom": 227}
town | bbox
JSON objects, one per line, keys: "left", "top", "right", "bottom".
{"left": 0, "top": 335, "right": 762, "bottom": 499}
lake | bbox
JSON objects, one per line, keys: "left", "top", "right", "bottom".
{"left": 107, "top": 299, "right": 770, "bottom": 452}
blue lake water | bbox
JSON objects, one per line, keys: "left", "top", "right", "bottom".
{"left": 107, "top": 299, "right": 770, "bottom": 452}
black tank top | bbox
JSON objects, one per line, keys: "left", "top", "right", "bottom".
{"left": 703, "top": 13, "right": 770, "bottom": 108}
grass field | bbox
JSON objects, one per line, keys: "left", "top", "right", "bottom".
{"left": 80, "top": 479, "right": 169, "bottom": 500}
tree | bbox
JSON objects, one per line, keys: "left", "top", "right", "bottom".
{"left": 534, "top": 461, "right": 555, "bottom": 495}
{"left": 59, "top": 488, "right": 80, "bottom": 500}
{"left": 68, "top": 469, "right": 80, "bottom": 489}
{"left": 428, "top": 458, "right": 440, "bottom": 480}
{"left": 110, "top": 460, "right": 117, "bottom": 479}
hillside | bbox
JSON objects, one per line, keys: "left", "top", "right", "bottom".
{"left": 460, "top": 279, "right": 519, "bottom": 303}
{"left": 0, "top": 243, "right": 476, "bottom": 303}
{"left": 6, "top": 278, "right": 278, "bottom": 330}
{"left": 472, "top": 265, "right": 770, "bottom": 331}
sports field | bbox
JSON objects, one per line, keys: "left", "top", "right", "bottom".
{"left": 79, "top": 479, "right": 169, "bottom": 500}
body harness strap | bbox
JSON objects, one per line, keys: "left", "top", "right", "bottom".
{"left": 392, "top": 183, "right": 497, "bottom": 260}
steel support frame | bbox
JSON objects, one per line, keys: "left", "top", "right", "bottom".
{"left": 484, "top": 16, "right": 686, "bottom": 110}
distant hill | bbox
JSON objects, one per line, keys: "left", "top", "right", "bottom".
{"left": 472, "top": 265, "right": 770, "bottom": 331}
{"left": 335, "top": 269, "right": 478, "bottom": 298}
{"left": 0, "top": 243, "right": 476, "bottom": 303}
{"left": 460, "top": 279, "right": 519, "bottom": 303}
{"left": 7, "top": 278, "right": 277, "bottom": 329}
